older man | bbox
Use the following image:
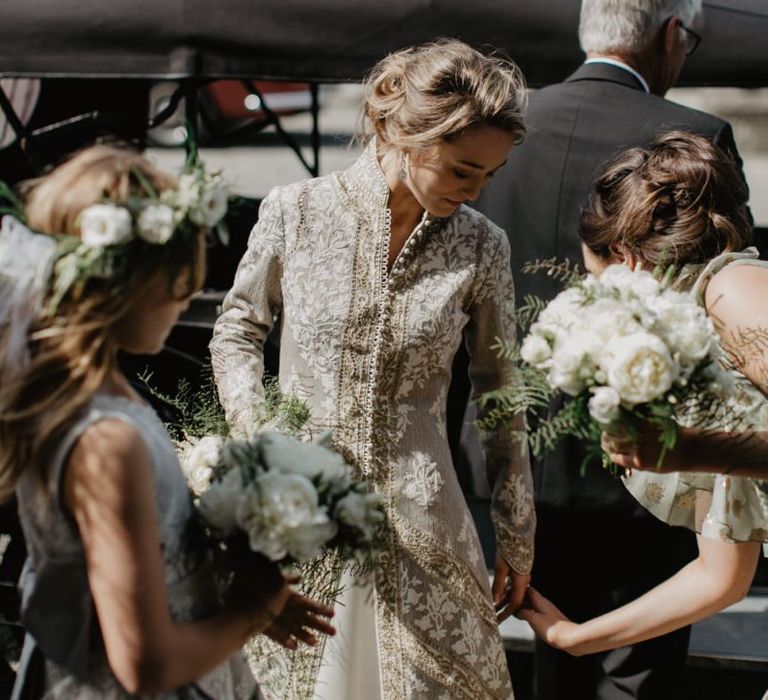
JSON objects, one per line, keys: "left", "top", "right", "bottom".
{"left": 475, "top": 1, "right": 751, "bottom": 699}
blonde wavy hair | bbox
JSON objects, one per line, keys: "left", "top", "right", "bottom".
{"left": 362, "top": 38, "right": 527, "bottom": 152}
{"left": 0, "top": 145, "right": 206, "bottom": 500}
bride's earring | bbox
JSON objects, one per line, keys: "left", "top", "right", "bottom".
{"left": 399, "top": 152, "right": 408, "bottom": 182}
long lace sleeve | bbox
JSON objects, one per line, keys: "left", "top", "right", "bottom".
{"left": 210, "top": 189, "right": 285, "bottom": 435}
{"left": 465, "top": 226, "right": 535, "bottom": 575}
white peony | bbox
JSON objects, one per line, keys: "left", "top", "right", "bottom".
{"left": 520, "top": 330, "right": 553, "bottom": 367}
{"left": 600, "top": 264, "right": 661, "bottom": 300}
{"left": 79, "top": 204, "right": 133, "bottom": 247}
{"left": 536, "top": 287, "right": 584, "bottom": 345}
{"left": 604, "top": 332, "right": 678, "bottom": 406}
{"left": 587, "top": 297, "right": 643, "bottom": 346}
{"left": 645, "top": 290, "right": 714, "bottom": 364}
{"left": 237, "top": 472, "right": 337, "bottom": 561}
{"left": 190, "top": 188, "right": 228, "bottom": 227}
{"left": 334, "top": 490, "right": 384, "bottom": 542}
{"left": 259, "top": 432, "right": 350, "bottom": 485}
{"left": 136, "top": 203, "right": 176, "bottom": 244}
{"left": 181, "top": 435, "right": 224, "bottom": 495}
{"left": 588, "top": 386, "right": 621, "bottom": 424}
{"left": 547, "top": 329, "right": 601, "bottom": 396}
{"left": 198, "top": 467, "right": 243, "bottom": 534}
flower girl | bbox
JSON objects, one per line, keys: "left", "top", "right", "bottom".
{"left": 0, "top": 146, "right": 334, "bottom": 698}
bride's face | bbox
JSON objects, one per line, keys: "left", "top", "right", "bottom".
{"left": 405, "top": 124, "right": 516, "bottom": 217}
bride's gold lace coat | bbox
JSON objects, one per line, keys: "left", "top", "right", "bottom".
{"left": 210, "top": 142, "right": 535, "bottom": 699}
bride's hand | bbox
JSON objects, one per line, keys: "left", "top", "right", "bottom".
{"left": 515, "top": 587, "right": 579, "bottom": 653}
{"left": 492, "top": 553, "right": 530, "bottom": 622}
{"left": 264, "top": 577, "right": 336, "bottom": 650}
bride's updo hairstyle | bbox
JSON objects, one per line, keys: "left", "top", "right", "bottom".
{"left": 362, "top": 38, "right": 527, "bottom": 151}
{"left": 581, "top": 131, "right": 752, "bottom": 267}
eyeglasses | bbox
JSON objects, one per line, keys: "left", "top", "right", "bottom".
{"left": 678, "top": 21, "right": 702, "bottom": 56}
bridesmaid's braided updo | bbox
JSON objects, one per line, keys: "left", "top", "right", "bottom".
{"left": 581, "top": 131, "right": 752, "bottom": 267}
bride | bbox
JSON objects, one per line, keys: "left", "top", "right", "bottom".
{"left": 211, "top": 38, "right": 535, "bottom": 700}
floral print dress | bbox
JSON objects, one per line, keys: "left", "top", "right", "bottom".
{"left": 623, "top": 249, "right": 768, "bottom": 549}
{"left": 210, "top": 141, "right": 535, "bottom": 700}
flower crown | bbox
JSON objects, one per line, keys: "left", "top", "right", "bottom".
{"left": 45, "top": 160, "right": 229, "bottom": 311}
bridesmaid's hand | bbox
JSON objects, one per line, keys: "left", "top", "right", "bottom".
{"left": 264, "top": 579, "right": 336, "bottom": 650}
{"left": 516, "top": 587, "right": 579, "bottom": 653}
{"left": 492, "top": 553, "right": 530, "bottom": 622}
{"left": 601, "top": 423, "right": 684, "bottom": 473}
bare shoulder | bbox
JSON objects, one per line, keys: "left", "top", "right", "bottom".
{"left": 65, "top": 418, "right": 152, "bottom": 504}
{"left": 704, "top": 264, "right": 768, "bottom": 329}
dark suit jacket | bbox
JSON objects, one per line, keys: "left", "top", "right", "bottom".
{"left": 474, "top": 61, "right": 748, "bottom": 512}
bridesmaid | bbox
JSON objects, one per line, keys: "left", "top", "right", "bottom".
{"left": 519, "top": 131, "right": 765, "bottom": 655}
{"left": 211, "top": 38, "right": 535, "bottom": 700}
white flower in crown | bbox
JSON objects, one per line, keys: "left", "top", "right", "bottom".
{"left": 604, "top": 332, "right": 677, "bottom": 406}
{"left": 190, "top": 187, "right": 228, "bottom": 228}
{"left": 175, "top": 172, "right": 202, "bottom": 212}
{"left": 79, "top": 204, "right": 133, "bottom": 247}
{"left": 588, "top": 386, "right": 621, "bottom": 425}
{"left": 136, "top": 203, "right": 176, "bottom": 244}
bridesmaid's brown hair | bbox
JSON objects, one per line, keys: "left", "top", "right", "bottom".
{"left": 580, "top": 131, "right": 752, "bottom": 267}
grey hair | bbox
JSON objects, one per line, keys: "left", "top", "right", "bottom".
{"left": 579, "top": 0, "right": 702, "bottom": 54}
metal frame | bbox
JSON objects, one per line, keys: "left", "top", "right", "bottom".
{"left": 0, "top": 78, "right": 322, "bottom": 178}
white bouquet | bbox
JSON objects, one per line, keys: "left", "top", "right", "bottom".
{"left": 178, "top": 431, "right": 384, "bottom": 564}
{"left": 481, "top": 263, "right": 734, "bottom": 468}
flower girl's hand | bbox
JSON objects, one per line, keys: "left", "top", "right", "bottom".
{"left": 264, "top": 579, "right": 336, "bottom": 650}
{"left": 492, "top": 553, "right": 530, "bottom": 622}
{"left": 516, "top": 587, "right": 579, "bottom": 654}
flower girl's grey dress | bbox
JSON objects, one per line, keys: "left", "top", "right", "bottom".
{"left": 13, "top": 394, "right": 261, "bottom": 699}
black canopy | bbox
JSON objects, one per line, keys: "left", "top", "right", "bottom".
{"left": 1, "top": 1, "right": 766, "bottom": 86}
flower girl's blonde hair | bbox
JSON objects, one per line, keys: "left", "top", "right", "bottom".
{"left": 0, "top": 146, "right": 206, "bottom": 500}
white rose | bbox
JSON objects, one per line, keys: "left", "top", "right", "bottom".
{"left": 520, "top": 331, "right": 553, "bottom": 367}
{"left": 198, "top": 467, "right": 243, "bottom": 533}
{"left": 588, "top": 386, "right": 621, "bottom": 425}
{"left": 79, "top": 204, "right": 133, "bottom": 247}
{"left": 335, "top": 490, "right": 384, "bottom": 542}
{"left": 604, "top": 332, "right": 678, "bottom": 406}
{"left": 136, "top": 204, "right": 176, "bottom": 244}
{"left": 238, "top": 472, "right": 336, "bottom": 561}
{"left": 259, "top": 432, "right": 349, "bottom": 484}
{"left": 190, "top": 188, "right": 228, "bottom": 227}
